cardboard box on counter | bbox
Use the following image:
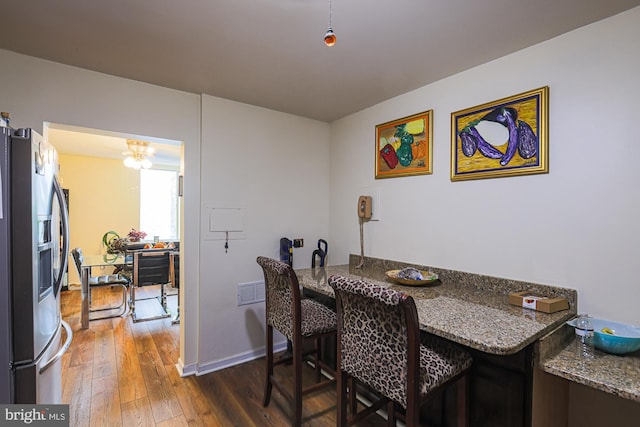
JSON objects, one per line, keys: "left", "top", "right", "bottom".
{"left": 508, "top": 291, "right": 569, "bottom": 313}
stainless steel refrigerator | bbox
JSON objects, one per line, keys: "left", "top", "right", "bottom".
{"left": 0, "top": 126, "right": 72, "bottom": 404}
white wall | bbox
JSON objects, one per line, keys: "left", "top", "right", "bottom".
{"left": 0, "top": 48, "right": 331, "bottom": 375}
{"left": 197, "top": 95, "right": 330, "bottom": 371}
{"left": 329, "top": 7, "right": 640, "bottom": 327}
{"left": 0, "top": 50, "right": 202, "bottom": 371}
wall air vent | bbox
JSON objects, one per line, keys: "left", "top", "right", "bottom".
{"left": 237, "top": 280, "right": 265, "bottom": 306}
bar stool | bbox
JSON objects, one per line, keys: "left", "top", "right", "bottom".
{"left": 256, "top": 256, "right": 337, "bottom": 427}
{"left": 328, "top": 275, "right": 472, "bottom": 427}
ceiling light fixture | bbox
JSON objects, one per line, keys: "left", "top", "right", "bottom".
{"left": 123, "top": 139, "right": 154, "bottom": 170}
{"left": 324, "top": 0, "right": 336, "bottom": 47}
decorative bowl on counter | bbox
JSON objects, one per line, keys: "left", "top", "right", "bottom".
{"left": 385, "top": 269, "right": 439, "bottom": 286}
{"left": 567, "top": 317, "right": 640, "bottom": 355}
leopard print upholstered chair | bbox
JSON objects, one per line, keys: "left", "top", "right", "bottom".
{"left": 329, "top": 274, "right": 472, "bottom": 427}
{"left": 256, "top": 256, "right": 337, "bottom": 427}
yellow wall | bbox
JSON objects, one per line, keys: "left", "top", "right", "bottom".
{"left": 59, "top": 153, "right": 141, "bottom": 285}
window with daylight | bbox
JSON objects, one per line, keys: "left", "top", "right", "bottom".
{"left": 140, "top": 169, "right": 179, "bottom": 241}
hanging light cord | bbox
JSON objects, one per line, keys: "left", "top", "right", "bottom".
{"left": 323, "top": 0, "right": 336, "bottom": 46}
{"left": 356, "top": 217, "right": 365, "bottom": 269}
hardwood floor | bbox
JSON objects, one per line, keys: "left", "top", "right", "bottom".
{"left": 60, "top": 286, "right": 389, "bottom": 426}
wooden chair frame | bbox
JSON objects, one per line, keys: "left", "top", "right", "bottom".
{"left": 331, "top": 276, "right": 470, "bottom": 427}
{"left": 258, "top": 256, "right": 336, "bottom": 427}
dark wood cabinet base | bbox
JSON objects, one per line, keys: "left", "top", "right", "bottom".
{"left": 303, "top": 287, "right": 534, "bottom": 426}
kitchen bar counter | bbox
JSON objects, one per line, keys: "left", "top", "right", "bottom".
{"left": 297, "top": 255, "right": 578, "bottom": 426}
{"left": 537, "top": 324, "right": 640, "bottom": 402}
{"left": 297, "top": 261, "right": 575, "bottom": 356}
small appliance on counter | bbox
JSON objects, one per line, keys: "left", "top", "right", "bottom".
{"left": 311, "top": 239, "right": 328, "bottom": 267}
{"left": 1, "top": 127, "right": 72, "bottom": 404}
{"left": 280, "top": 237, "right": 292, "bottom": 266}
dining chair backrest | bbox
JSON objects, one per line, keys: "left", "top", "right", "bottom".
{"left": 71, "top": 247, "right": 84, "bottom": 277}
{"left": 329, "top": 275, "right": 472, "bottom": 426}
{"left": 329, "top": 275, "right": 419, "bottom": 409}
{"left": 123, "top": 242, "right": 147, "bottom": 264}
{"left": 132, "top": 250, "right": 171, "bottom": 287}
{"left": 257, "top": 256, "right": 301, "bottom": 340}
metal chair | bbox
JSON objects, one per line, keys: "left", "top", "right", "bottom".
{"left": 71, "top": 247, "right": 130, "bottom": 320}
{"left": 112, "top": 242, "right": 147, "bottom": 278}
{"left": 170, "top": 251, "right": 180, "bottom": 324}
{"left": 329, "top": 275, "right": 473, "bottom": 427}
{"left": 256, "top": 256, "right": 337, "bottom": 427}
{"left": 130, "top": 249, "right": 172, "bottom": 322}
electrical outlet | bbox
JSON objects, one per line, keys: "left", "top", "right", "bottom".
{"left": 293, "top": 238, "right": 304, "bottom": 248}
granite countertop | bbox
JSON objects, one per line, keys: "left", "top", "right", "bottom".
{"left": 538, "top": 324, "right": 640, "bottom": 402}
{"left": 297, "top": 257, "right": 638, "bottom": 402}
{"left": 296, "top": 263, "right": 575, "bottom": 356}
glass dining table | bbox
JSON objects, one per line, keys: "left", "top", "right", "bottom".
{"left": 78, "top": 250, "right": 179, "bottom": 328}
{"left": 79, "top": 253, "right": 128, "bottom": 329}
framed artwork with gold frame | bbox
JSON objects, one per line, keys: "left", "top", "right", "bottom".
{"left": 375, "top": 110, "right": 433, "bottom": 179}
{"left": 450, "top": 86, "right": 548, "bottom": 181}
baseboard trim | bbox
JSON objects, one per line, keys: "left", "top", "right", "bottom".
{"left": 194, "top": 341, "right": 287, "bottom": 376}
{"left": 175, "top": 358, "right": 198, "bottom": 377}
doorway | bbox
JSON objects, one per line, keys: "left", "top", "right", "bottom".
{"left": 46, "top": 123, "right": 182, "bottom": 273}
{"left": 45, "top": 122, "right": 184, "bottom": 320}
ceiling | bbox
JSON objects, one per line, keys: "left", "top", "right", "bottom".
{"left": 2, "top": 0, "right": 639, "bottom": 125}
{"left": 46, "top": 123, "right": 182, "bottom": 167}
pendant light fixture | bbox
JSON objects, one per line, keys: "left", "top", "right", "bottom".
{"left": 123, "top": 139, "right": 154, "bottom": 170}
{"left": 324, "top": 0, "right": 336, "bottom": 46}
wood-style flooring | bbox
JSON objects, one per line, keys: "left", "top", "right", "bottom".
{"left": 60, "top": 286, "right": 388, "bottom": 426}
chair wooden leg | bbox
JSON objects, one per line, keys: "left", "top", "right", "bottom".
{"left": 386, "top": 401, "right": 396, "bottom": 427}
{"left": 406, "top": 398, "right": 419, "bottom": 427}
{"left": 456, "top": 372, "right": 469, "bottom": 427}
{"left": 293, "top": 337, "right": 303, "bottom": 427}
{"left": 337, "top": 369, "right": 349, "bottom": 427}
{"left": 263, "top": 325, "right": 274, "bottom": 407}
{"left": 348, "top": 376, "right": 357, "bottom": 416}
{"left": 315, "top": 337, "right": 322, "bottom": 383}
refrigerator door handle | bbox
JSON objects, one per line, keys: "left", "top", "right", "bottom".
{"left": 39, "top": 320, "right": 72, "bottom": 374}
{"left": 52, "top": 176, "right": 69, "bottom": 296}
